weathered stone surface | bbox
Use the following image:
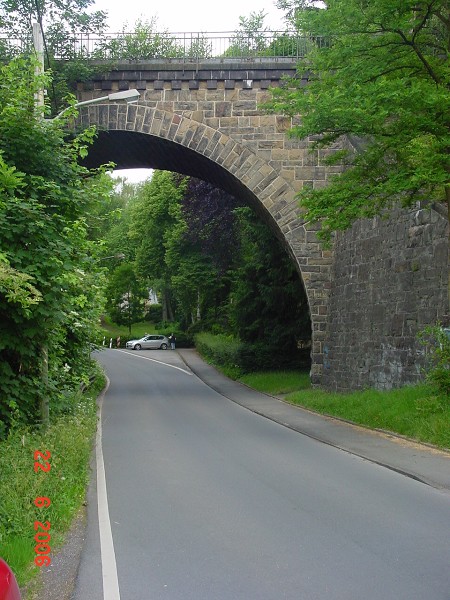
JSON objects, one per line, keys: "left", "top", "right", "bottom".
{"left": 322, "top": 206, "right": 448, "bottom": 391}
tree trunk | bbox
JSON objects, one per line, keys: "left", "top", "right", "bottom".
{"left": 168, "top": 298, "right": 174, "bottom": 321}
{"left": 127, "top": 291, "right": 131, "bottom": 335}
{"left": 162, "top": 291, "right": 168, "bottom": 321}
{"left": 35, "top": 24, "right": 49, "bottom": 430}
{"left": 196, "top": 288, "right": 201, "bottom": 321}
{"left": 162, "top": 287, "right": 174, "bottom": 321}
{"left": 446, "top": 185, "right": 450, "bottom": 325}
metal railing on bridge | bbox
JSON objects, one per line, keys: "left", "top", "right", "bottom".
{"left": 0, "top": 30, "right": 327, "bottom": 62}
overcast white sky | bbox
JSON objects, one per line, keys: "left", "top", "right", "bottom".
{"left": 99, "top": 0, "right": 287, "bottom": 183}
{"left": 94, "top": 0, "right": 286, "bottom": 34}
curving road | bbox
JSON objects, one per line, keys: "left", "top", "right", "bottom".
{"left": 73, "top": 348, "right": 450, "bottom": 600}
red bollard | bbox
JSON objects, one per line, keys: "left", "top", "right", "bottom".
{"left": 0, "top": 559, "right": 21, "bottom": 600}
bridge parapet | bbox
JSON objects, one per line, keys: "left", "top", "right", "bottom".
{"left": 0, "top": 30, "right": 326, "bottom": 62}
{"left": 81, "top": 58, "right": 302, "bottom": 90}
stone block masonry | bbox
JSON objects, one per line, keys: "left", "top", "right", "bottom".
{"left": 323, "top": 205, "right": 448, "bottom": 391}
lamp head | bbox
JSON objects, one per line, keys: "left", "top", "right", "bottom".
{"left": 108, "top": 89, "right": 140, "bottom": 104}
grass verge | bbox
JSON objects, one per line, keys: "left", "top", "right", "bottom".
{"left": 285, "top": 383, "right": 450, "bottom": 450}
{"left": 239, "top": 370, "right": 311, "bottom": 395}
{"left": 100, "top": 317, "right": 157, "bottom": 341}
{"left": 0, "top": 366, "right": 105, "bottom": 588}
{"left": 236, "top": 369, "right": 449, "bottom": 450}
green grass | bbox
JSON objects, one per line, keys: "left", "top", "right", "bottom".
{"left": 285, "top": 384, "right": 450, "bottom": 450}
{"left": 100, "top": 317, "right": 157, "bottom": 340}
{"left": 239, "top": 370, "right": 311, "bottom": 395}
{"left": 0, "top": 369, "right": 104, "bottom": 588}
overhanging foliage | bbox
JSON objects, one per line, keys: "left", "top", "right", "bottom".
{"left": 0, "top": 57, "right": 113, "bottom": 436}
{"left": 267, "top": 0, "right": 449, "bottom": 241}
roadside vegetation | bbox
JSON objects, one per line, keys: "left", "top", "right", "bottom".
{"left": 199, "top": 328, "right": 449, "bottom": 450}
{"left": 0, "top": 367, "right": 104, "bottom": 590}
{"left": 284, "top": 383, "right": 450, "bottom": 451}
{"left": 0, "top": 56, "right": 115, "bottom": 439}
{"left": 0, "top": 32, "right": 116, "bottom": 593}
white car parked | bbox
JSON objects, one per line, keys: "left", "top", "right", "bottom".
{"left": 126, "top": 335, "right": 169, "bottom": 350}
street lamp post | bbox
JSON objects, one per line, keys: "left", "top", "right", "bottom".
{"left": 51, "top": 90, "right": 141, "bottom": 120}
{"left": 32, "top": 22, "right": 50, "bottom": 429}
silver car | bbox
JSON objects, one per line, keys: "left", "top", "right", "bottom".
{"left": 126, "top": 335, "right": 169, "bottom": 350}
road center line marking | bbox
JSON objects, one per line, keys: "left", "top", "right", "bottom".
{"left": 96, "top": 379, "right": 121, "bottom": 600}
{"left": 116, "top": 349, "right": 193, "bottom": 375}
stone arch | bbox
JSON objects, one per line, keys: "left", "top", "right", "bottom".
{"left": 78, "top": 102, "right": 331, "bottom": 382}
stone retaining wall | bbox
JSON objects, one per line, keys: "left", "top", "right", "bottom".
{"left": 323, "top": 204, "right": 448, "bottom": 390}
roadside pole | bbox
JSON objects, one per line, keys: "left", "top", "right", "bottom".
{"left": 32, "top": 22, "right": 45, "bottom": 110}
{"left": 32, "top": 21, "right": 49, "bottom": 429}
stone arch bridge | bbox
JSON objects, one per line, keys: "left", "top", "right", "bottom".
{"left": 76, "top": 59, "right": 448, "bottom": 390}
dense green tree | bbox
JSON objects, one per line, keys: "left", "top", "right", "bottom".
{"left": 182, "top": 178, "right": 242, "bottom": 273}
{"left": 89, "top": 178, "right": 138, "bottom": 256}
{"left": 134, "top": 176, "right": 242, "bottom": 329}
{"left": 102, "top": 171, "right": 311, "bottom": 362}
{"left": 268, "top": 0, "right": 449, "bottom": 305}
{"left": 229, "top": 207, "right": 310, "bottom": 350}
{"left": 0, "top": 0, "right": 106, "bottom": 39}
{"left": 167, "top": 248, "right": 219, "bottom": 327}
{"left": 95, "top": 180, "right": 152, "bottom": 327}
{"left": 275, "top": 0, "right": 319, "bottom": 24}
{"left": 0, "top": 57, "right": 111, "bottom": 435}
{"left": 174, "top": 178, "right": 243, "bottom": 328}
{"left": 105, "top": 263, "right": 147, "bottom": 331}
{"left": 130, "top": 171, "right": 188, "bottom": 321}
{"left": 224, "top": 10, "right": 271, "bottom": 57}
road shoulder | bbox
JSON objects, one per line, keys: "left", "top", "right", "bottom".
{"left": 177, "top": 348, "right": 450, "bottom": 491}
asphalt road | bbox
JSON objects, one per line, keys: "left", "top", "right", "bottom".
{"left": 73, "top": 349, "right": 450, "bottom": 600}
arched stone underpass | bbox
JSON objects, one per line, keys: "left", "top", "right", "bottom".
{"left": 79, "top": 105, "right": 327, "bottom": 383}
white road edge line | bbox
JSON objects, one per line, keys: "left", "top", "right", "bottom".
{"left": 116, "top": 349, "right": 193, "bottom": 375}
{"left": 96, "top": 378, "right": 121, "bottom": 600}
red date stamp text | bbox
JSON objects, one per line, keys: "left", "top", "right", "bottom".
{"left": 33, "top": 450, "right": 52, "bottom": 567}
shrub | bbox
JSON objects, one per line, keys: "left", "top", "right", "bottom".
{"left": 195, "top": 332, "right": 243, "bottom": 368}
{"left": 92, "top": 19, "right": 184, "bottom": 61}
{"left": 195, "top": 333, "right": 311, "bottom": 374}
{"left": 237, "top": 342, "right": 310, "bottom": 373}
{"left": 419, "top": 325, "right": 450, "bottom": 402}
